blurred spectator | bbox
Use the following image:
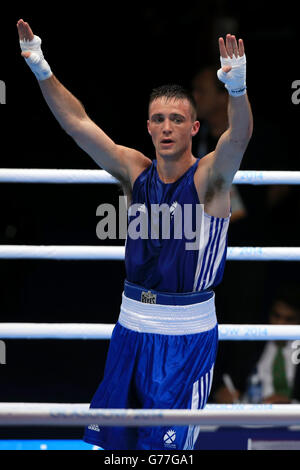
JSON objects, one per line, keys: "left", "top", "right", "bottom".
{"left": 213, "top": 283, "right": 300, "bottom": 404}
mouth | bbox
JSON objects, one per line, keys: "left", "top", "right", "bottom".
{"left": 160, "top": 139, "right": 174, "bottom": 146}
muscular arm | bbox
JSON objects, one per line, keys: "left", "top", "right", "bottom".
{"left": 212, "top": 91, "right": 253, "bottom": 187}
{"left": 38, "top": 75, "right": 150, "bottom": 186}
{"left": 197, "top": 34, "right": 253, "bottom": 217}
{"left": 17, "top": 19, "right": 151, "bottom": 188}
{"left": 211, "top": 34, "right": 253, "bottom": 188}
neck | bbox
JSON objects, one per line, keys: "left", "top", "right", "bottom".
{"left": 155, "top": 152, "right": 196, "bottom": 183}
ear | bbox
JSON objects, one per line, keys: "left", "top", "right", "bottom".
{"left": 191, "top": 120, "right": 200, "bottom": 137}
{"left": 147, "top": 119, "right": 152, "bottom": 136}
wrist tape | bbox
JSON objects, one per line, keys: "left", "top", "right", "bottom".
{"left": 217, "top": 54, "right": 246, "bottom": 97}
{"left": 20, "top": 35, "right": 52, "bottom": 81}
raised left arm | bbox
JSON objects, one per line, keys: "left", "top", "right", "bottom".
{"left": 211, "top": 34, "right": 253, "bottom": 189}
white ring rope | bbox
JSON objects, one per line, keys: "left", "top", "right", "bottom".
{"left": 0, "top": 169, "right": 300, "bottom": 185}
{"left": 1, "top": 323, "right": 300, "bottom": 341}
{"left": 0, "top": 169, "right": 119, "bottom": 184}
{"left": 0, "top": 246, "right": 300, "bottom": 260}
{"left": 0, "top": 245, "right": 125, "bottom": 260}
{"left": 0, "top": 403, "right": 299, "bottom": 427}
{"left": 0, "top": 323, "right": 115, "bottom": 340}
{"left": 1, "top": 171, "right": 299, "bottom": 431}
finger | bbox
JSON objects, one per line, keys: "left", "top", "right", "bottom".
{"left": 226, "top": 34, "right": 233, "bottom": 58}
{"left": 221, "top": 65, "right": 232, "bottom": 74}
{"left": 238, "top": 38, "right": 245, "bottom": 56}
{"left": 21, "top": 51, "right": 31, "bottom": 59}
{"left": 24, "top": 22, "right": 35, "bottom": 41}
{"left": 21, "top": 51, "right": 31, "bottom": 58}
{"left": 231, "top": 35, "right": 239, "bottom": 58}
{"left": 17, "top": 20, "right": 26, "bottom": 40}
{"left": 17, "top": 21, "right": 27, "bottom": 41}
{"left": 218, "top": 37, "right": 228, "bottom": 58}
{"left": 17, "top": 19, "right": 34, "bottom": 41}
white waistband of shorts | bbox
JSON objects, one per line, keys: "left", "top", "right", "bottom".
{"left": 118, "top": 292, "right": 217, "bottom": 335}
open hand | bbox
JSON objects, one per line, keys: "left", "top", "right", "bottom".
{"left": 218, "top": 34, "right": 245, "bottom": 73}
{"left": 17, "top": 19, "right": 34, "bottom": 58}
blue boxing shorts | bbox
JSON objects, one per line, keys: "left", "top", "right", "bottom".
{"left": 83, "top": 281, "right": 218, "bottom": 450}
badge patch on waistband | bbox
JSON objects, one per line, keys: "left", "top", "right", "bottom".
{"left": 141, "top": 291, "right": 157, "bottom": 304}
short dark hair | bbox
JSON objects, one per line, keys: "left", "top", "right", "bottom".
{"left": 149, "top": 84, "right": 197, "bottom": 121}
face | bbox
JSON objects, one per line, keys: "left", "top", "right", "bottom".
{"left": 147, "top": 97, "right": 199, "bottom": 159}
{"left": 269, "top": 301, "right": 299, "bottom": 325}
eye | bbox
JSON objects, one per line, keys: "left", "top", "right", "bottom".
{"left": 171, "top": 115, "right": 184, "bottom": 124}
{"left": 151, "top": 115, "right": 164, "bottom": 123}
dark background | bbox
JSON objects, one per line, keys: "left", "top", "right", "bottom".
{"left": 0, "top": 2, "right": 299, "bottom": 438}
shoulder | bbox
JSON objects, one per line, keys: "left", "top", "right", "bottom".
{"left": 116, "top": 145, "right": 152, "bottom": 196}
{"left": 125, "top": 147, "right": 152, "bottom": 187}
{"left": 116, "top": 145, "right": 152, "bottom": 168}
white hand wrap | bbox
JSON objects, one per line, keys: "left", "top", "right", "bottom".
{"left": 20, "top": 35, "right": 52, "bottom": 81}
{"left": 217, "top": 54, "right": 246, "bottom": 97}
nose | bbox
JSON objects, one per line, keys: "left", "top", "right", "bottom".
{"left": 162, "top": 119, "right": 172, "bottom": 134}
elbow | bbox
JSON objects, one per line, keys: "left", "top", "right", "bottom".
{"left": 63, "top": 118, "right": 87, "bottom": 139}
{"left": 247, "top": 119, "right": 254, "bottom": 140}
{"left": 244, "top": 116, "right": 254, "bottom": 141}
{"left": 54, "top": 120, "right": 79, "bottom": 138}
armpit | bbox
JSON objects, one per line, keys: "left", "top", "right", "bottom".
{"left": 204, "top": 171, "right": 227, "bottom": 204}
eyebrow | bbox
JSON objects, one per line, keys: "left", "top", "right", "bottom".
{"left": 150, "top": 113, "right": 186, "bottom": 120}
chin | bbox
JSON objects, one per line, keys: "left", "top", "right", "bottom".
{"left": 158, "top": 151, "right": 178, "bottom": 160}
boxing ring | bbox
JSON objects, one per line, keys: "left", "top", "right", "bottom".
{"left": 1, "top": 168, "right": 300, "bottom": 450}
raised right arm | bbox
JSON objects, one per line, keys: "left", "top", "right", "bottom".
{"left": 17, "top": 19, "right": 151, "bottom": 188}
{"left": 38, "top": 75, "right": 151, "bottom": 187}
